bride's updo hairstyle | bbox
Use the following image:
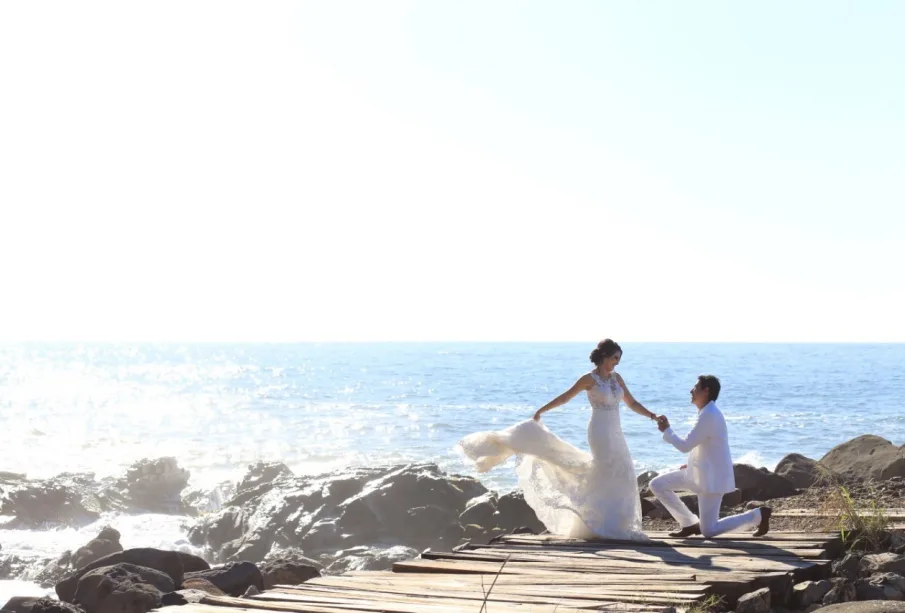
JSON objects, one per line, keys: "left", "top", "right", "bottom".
{"left": 589, "top": 339, "right": 622, "bottom": 365}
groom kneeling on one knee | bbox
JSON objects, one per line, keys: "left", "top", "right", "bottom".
{"left": 650, "top": 375, "right": 772, "bottom": 538}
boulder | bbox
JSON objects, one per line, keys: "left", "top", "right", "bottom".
{"left": 736, "top": 587, "right": 771, "bottom": 613}
{"left": 794, "top": 580, "right": 833, "bottom": 609}
{"left": 863, "top": 555, "right": 905, "bottom": 577}
{"left": 325, "top": 546, "right": 419, "bottom": 574}
{"left": 825, "top": 579, "right": 858, "bottom": 605}
{"left": 821, "top": 436, "right": 905, "bottom": 482}
{"left": 775, "top": 453, "right": 833, "bottom": 488}
{"left": 260, "top": 560, "right": 320, "bottom": 589}
{"left": 180, "top": 578, "right": 225, "bottom": 595}
{"left": 459, "top": 492, "right": 498, "bottom": 528}
{"left": 637, "top": 471, "right": 658, "bottom": 488}
{"left": 159, "top": 590, "right": 209, "bottom": 606}
{"left": 733, "top": 464, "right": 798, "bottom": 502}
{"left": 868, "top": 573, "right": 905, "bottom": 601}
{"left": 1, "top": 598, "right": 85, "bottom": 613}
{"left": 183, "top": 562, "right": 263, "bottom": 597}
{"left": 105, "top": 458, "right": 190, "bottom": 514}
{"left": 71, "top": 564, "right": 170, "bottom": 613}
{"left": 819, "top": 603, "right": 905, "bottom": 613}
{"left": 237, "top": 462, "right": 293, "bottom": 494}
{"left": 495, "top": 492, "right": 544, "bottom": 534}
{"left": 0, "top": 474, "right": 100, "bottom": 528}
{"left": 56, "top": 549, "right": 183, "bottom": 603}
{"left": 834, "top": 553, "right": 864, "bottom": 580}
{"left": 175, "top": 552, "right": 209, "bottom": 573}
{"left": 857, "top": 580, "right": 890, "bottom": 601}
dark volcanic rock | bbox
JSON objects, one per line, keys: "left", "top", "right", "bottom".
{"left": 821, "top": 435, "right": 905, "bottom": 482}
{"left": 187, "top": 462, "right": 488, "bottom": 564}
{"left": 775, "top": 453, "right": 834, "bottom": 488}
{"left": 71, "top": 564, "right": 171, "bottom": 613}
{"left": 0, "top": 474, "right": 100, "bottom": 528}
{"left": 183, "top": 562, "right": 263, "bottom": 597}
{"left": 260, "top": 559, "right": 320, "bottom": 589}
{"left": 1, "top": 597, "right": 85, "bottom": 613}
{"left": 495, "top": 491, "right": 544, "bottom": 534}
{"left": 732, "top": 463, "right": 798, "bottom": 502}
{"left": 56, "top": 549, "right": 183, "bottom": 603}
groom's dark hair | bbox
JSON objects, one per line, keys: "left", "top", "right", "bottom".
{"left": 697, "top": 375, "right": 721, "bottom": 401}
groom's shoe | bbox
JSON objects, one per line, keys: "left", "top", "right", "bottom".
{"left": 668, "top": 523, "right": 702, "bottom": 538}
{"left": 753, "top": 507, "right": 772, "bottom": 537}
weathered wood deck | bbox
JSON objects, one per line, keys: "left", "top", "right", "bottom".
{"left": 160, "top": 528, "right": 842, "bottom": 613}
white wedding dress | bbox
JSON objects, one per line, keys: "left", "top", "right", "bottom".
{"left": 458, "top": 372, "right": 646, "bottom": 540}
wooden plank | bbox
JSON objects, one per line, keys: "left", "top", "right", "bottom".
{"left": 496, "top": 531, "right": 840, "bottom": 544}
{"left": 335, "top": 571, "right": 700, "bottom": 584}
{"left": 774, "top": 508, "right": 905, "bottom": 518}
{"left": 394, "top": 557, "right": 815, "bottom": 579}
{"left": 424, "top": 549, "right": 821, "bottom": 572}
{"left": 471, "top": 543, "right": 828, "bottom": 559}
{"left": 487, "top": 536, "right": 831, "bottom": 551}
{"left": 302, "top": 575, "right": 705, "bottom": 591}
{"left": 280, "top": 580, "right": 708, "bottom": 597}
{"left": 261, "top": 583, "right": 703, "bottom": 606}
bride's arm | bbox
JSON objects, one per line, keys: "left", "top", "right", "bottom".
{"left": 533, "top": 375, "right": 593, "bottom": 421}
{"left": 614, "top": 373, "right": 658, "bottom": 421}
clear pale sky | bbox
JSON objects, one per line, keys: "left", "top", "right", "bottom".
{"left": 1, "top": 1, "right": 902, "bottom": 342}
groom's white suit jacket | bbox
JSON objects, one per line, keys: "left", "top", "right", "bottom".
{"left": 662, "top": 401, "right": 736, "bottom": 494}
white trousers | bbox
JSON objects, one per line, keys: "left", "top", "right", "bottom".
{"left": 649, "top": 469, "right": 762, "bottom": 538}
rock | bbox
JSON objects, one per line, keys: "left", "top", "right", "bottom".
{"left": 776, "top": 453, "right": 834, "bottom": 488}
{"left": 180, "top": 578, "right": 225, "bottom": 595}
{"left": 821, "top": 436, "right": 905, "bottom": 482}
{"left": 869, "top": 574, "right": 905, "bottom": 601}
{"left": 459, "top": 492, "right": 498, "bottom": 528}
{"left": 325, "top": 546, "right": 419, "bottom": 574}
{"left": 795, "top": 580, "right": 833, "bottom": 609}
{"left": 637, "top": 471, "right": 658, "bottom": 488}
{"left": 495, "top": 491, "right": 544, "bottom": 534}
{"left": 737, "top": 587, "right": 771, "bottom": 613}
{"left": 104, "top": 458, "right": 190, "bottom": 514}
{"left": 1, "top": 597, "right": 85, "bottom": 613}
{"left": 863, "top": 555, "right": 905, "bottom": 577}
{"left": 237, "top": 462, "right": 293, "bottom": 494}
{"left": 187, "top": 463, "right": 490, "bottom": 563}
{"left": 175, "top": 552, "right": 210, "bottom": 573}
{"left": 721, "top": 489, "right": 744, "bottom": 508}
{"left": 824, "top": 579, "right": 858, "bottom": 605}
{"left": 72, "top": 564, "right": 172, "bottom": 613}
{"left": 184, "top": 562, "right": 263, "bottom": 597}
{"left": 819, "top": 603, "right": 905, "bottom": 613}
{"left": 857, "top": 580, "right": 890, "bottom": 601}
{"left": 243, "top": 586, "right": 260, "bottom": 597}
{"left": 733, "top": 464, "right": 798, "bottom": 502}
{"left": 260, "top": 560, "right": 320, "bottom": 589}
{"left": 159, "top": 590, "right": 208, "bottom": 606}
{"left": 187, "top": 507, "right": 246, "bottom": 550}
{"left": 0, "top": 474, "right": 101, "bottom": 528}
{"left": 56, "top": 549, "right": 184, "bottom": 603}
{"left": 643, "top": 498, "right": 673, "bottom": 520}
{"left": 835, "top": 554, "right": 864, "bottom": 580}
{"left": 71, "top": 539, "right": 123, "bottom": 571}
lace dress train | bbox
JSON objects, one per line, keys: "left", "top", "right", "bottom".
{"left": 458, "top": 373, "right": 646, "bottom": 540}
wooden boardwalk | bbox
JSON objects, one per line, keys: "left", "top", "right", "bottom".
{"left": 162, "top": 529, "right": 841, "bottom": 613}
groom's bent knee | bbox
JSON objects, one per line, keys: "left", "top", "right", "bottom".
{"left": 649, "top": 475, "right": 668, "bottom": 495}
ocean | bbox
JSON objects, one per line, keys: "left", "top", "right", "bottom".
{"left": 2, "top": 342, "right": 904, "bottom": 603}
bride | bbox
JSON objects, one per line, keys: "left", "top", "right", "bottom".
{"left": 458, "top": 339, "right": 657, "bottom": 540}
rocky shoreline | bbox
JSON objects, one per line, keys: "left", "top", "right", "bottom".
{"left": 2, "top": 433, "right": 905, "bottom": 613}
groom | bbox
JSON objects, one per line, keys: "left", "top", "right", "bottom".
{"left": 650, "top": 375, "right": 772, "bottom": 538}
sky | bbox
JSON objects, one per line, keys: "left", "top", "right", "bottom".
{"left": 0, "top": 1, "right": 903, "bottom": 342}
